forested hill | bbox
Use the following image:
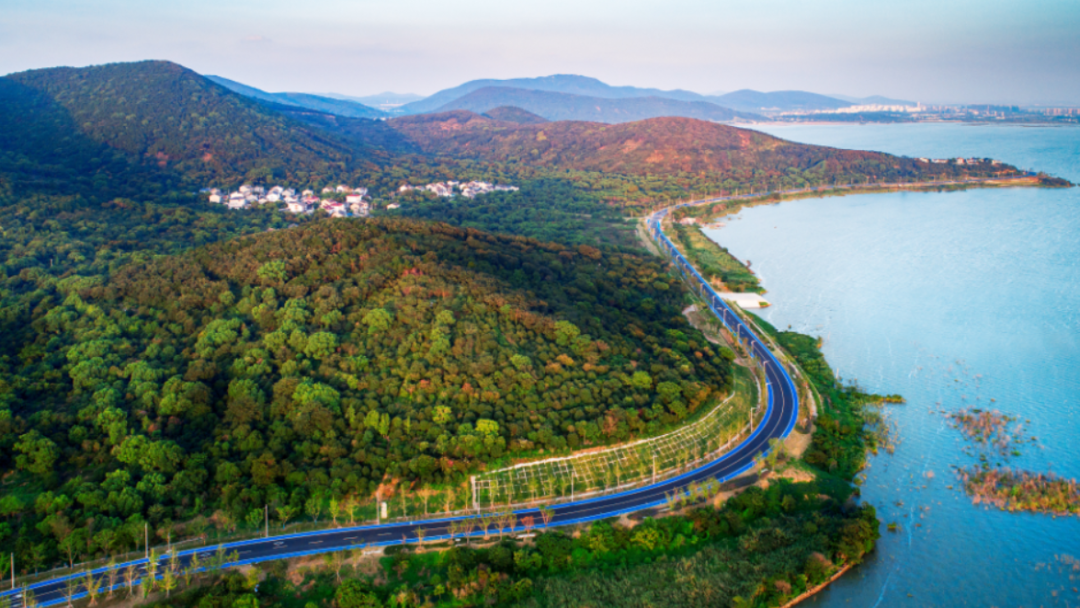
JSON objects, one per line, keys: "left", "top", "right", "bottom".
{"left": 0, "top": 218, "right": 731, "bottom": 569}
{"left": 483, "top": 106, "right": 549, "bottom": 124}
{"left": 0, "top": 61, "right": 388, "bottom": 195}
{"left": 387, "top": 110, "right": 1023, "bottom": 182}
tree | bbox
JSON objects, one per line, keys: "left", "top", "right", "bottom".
{"left": 184, "top": 552, "right": 201, "bottom": 586}
{"left": 362, "top": 308, "right": 392, "bottom": 334}
{"left": 161, "top": 568, "right": 177, "bottom": 598}
{"left": 538, "top": 506, "right": 554, "bottom": 528}
{"left": 329, "top": 551, "right": 346, "bottom": 582}
{"left": 83, "top": 571, "right": 103, "bottom": 606}
{"left": 246, "top": 509, "right": 262, "bottom": 531}
{"left": 306, "top": 495, "right": 324, "bottom": 524}
{"left": 105, "top": 560, "right": 119, "bottom": 599}
{"left": 13, "top": 431, "right": 59, "bottom": 476}
{"left": 335, "top": 579, "right": 381, "bottom": 608}
{"left": 499, "top": 512, "right": 517, "bottom": 537}
{"left": 329, "top": 498, "right": 341, "bottom": 526}
{"left": 521, "top": 515, "right": 535, "bottom": 536}
{"left": 146, "top": 548, "right": 159, "bottom": 591}
{"left": 276, "top": 505, "right": 297, "bottom": 529}
{"left": 304, "top": 332, "right": 338, "bottom": 359}
{"left": 480, "top": 515, "right": 495, "bottom": 540}
{"left": 64, "top": 577, "right": 79, "bottom": 608}
{"left": 433, "top": 406, "right": 453, "bottom": 425}
{"left": 0, "top": 554, "right": 10, "bottom": 588}
{"left": 460, "top": 518, "right": 476, "bottom": 546}
{"left": 476, "top": 419, "right": 499, "bottom": 437}
{"left": 414, "top": 527, "right": 425, "bottom": 548}
{"left": 554, "top": 321, "right": 581, "bottom": 346}
{"left": 256, "top": 260, "right": 287, "bottom": 285}
{"left": 123, "top": 565, "right": 138, "bottom": 598}
{"left": 631, "top": 371, "right": 653, "bottom": 389}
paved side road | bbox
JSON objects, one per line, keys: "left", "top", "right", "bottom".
{"left": 2, "top": 200, "right": 799, "bottom": 608}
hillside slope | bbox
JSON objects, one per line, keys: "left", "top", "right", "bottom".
{"left": 0, "top": 61, "right": 384, "bottom": 190}
{"left": 430, "top": 87, "right": 756, "bottom": 123}
{"left": 483, "top": 105, "right": 549, "bottom": 124}
{"left": 0, "top": 218, "right": 729, "bottom": 568}
{"left": 388, "top": 111, "right": 1020, "bottom": 182}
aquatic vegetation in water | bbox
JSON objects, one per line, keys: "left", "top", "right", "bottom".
{"left": 958, "top": 467, "right": 1080, "bottom": 516}
{"left": 946, "top": 408, "right": 1030, "bottom": 457}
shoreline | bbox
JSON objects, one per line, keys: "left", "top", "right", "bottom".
{"left": 780, "top": 563, "right": 856, "bottom": 608}
{"left": 663, "top": 175, "right": 1051, "bottom": 224}
{"left": 736, "top": 120, "right": 1080, "bottom": 128}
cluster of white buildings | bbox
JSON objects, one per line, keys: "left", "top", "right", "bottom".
{"left": 915, "top": 158, "right": 1000, "bottom": 166}
{"left": 397, "top": 180, "right": 518, "bottom": 199}
{"left": 206, "top": 184, "right": 369, "bottom": 217}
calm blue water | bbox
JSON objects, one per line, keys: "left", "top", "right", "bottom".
{"left": 706, "top": 124, "right": 1080, "bottom": 607}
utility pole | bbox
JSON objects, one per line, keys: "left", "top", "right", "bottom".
{"left": 10, "top": 553, "right": 13, "bottom": 589}
{"left": 264, "top": 505, "right": 269, "bottom": 538}
{"left": 652, "top": 454, "right": 657, "bottom": 484}
{"left": 144, "top": 523, "right": 149, "bottom": 560}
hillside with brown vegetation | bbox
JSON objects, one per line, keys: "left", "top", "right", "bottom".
{"left": 389, "top": 111, "right": 1021, "bottom": 183}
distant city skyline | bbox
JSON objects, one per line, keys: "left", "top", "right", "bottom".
{"left": 3, "top": 0, "right": 1079, "bottom": 105}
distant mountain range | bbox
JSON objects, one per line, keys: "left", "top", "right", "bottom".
{"left": 202, "top": 72, "right": 920, "bottom": 124}
{"left": 206, "top": 75, "right": 388, "bottom": 119}
{"left": 398, "top": 74, "right": 708, "bottom": 114}
{"left": 430, "top": 86, "right": 759, "bottom": 123}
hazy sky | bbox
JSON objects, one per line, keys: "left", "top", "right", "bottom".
{"left": 3, "top": 0, "right": 1079, "bottom": 104}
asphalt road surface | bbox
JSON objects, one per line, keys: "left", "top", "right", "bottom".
{"left": 3, "top": 200, "right": 799, "bottom": 608}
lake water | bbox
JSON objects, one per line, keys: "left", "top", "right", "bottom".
{"left": 705, "top": 124, "right": 1080, "bottom": 607}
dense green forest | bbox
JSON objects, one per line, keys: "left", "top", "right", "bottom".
{"left": 0, "top": 218, "right": 732, "bottom": 571}
{"left": 136, "top": 325, "right": 885, "bottom": 608}
{"left": 387, "top": 179, "right": 635, "bottom": 248}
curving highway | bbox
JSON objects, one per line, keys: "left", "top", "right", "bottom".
{"left": 2, "top": 201, "right": 798, "bottom": 608}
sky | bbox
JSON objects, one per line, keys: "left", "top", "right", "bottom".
{"left": 2, "top": 0, "right": 1079, "bottom": 105}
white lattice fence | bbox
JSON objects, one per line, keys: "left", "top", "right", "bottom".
{"left": 472, "top": 369, "right": 761, "bottom": 509}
